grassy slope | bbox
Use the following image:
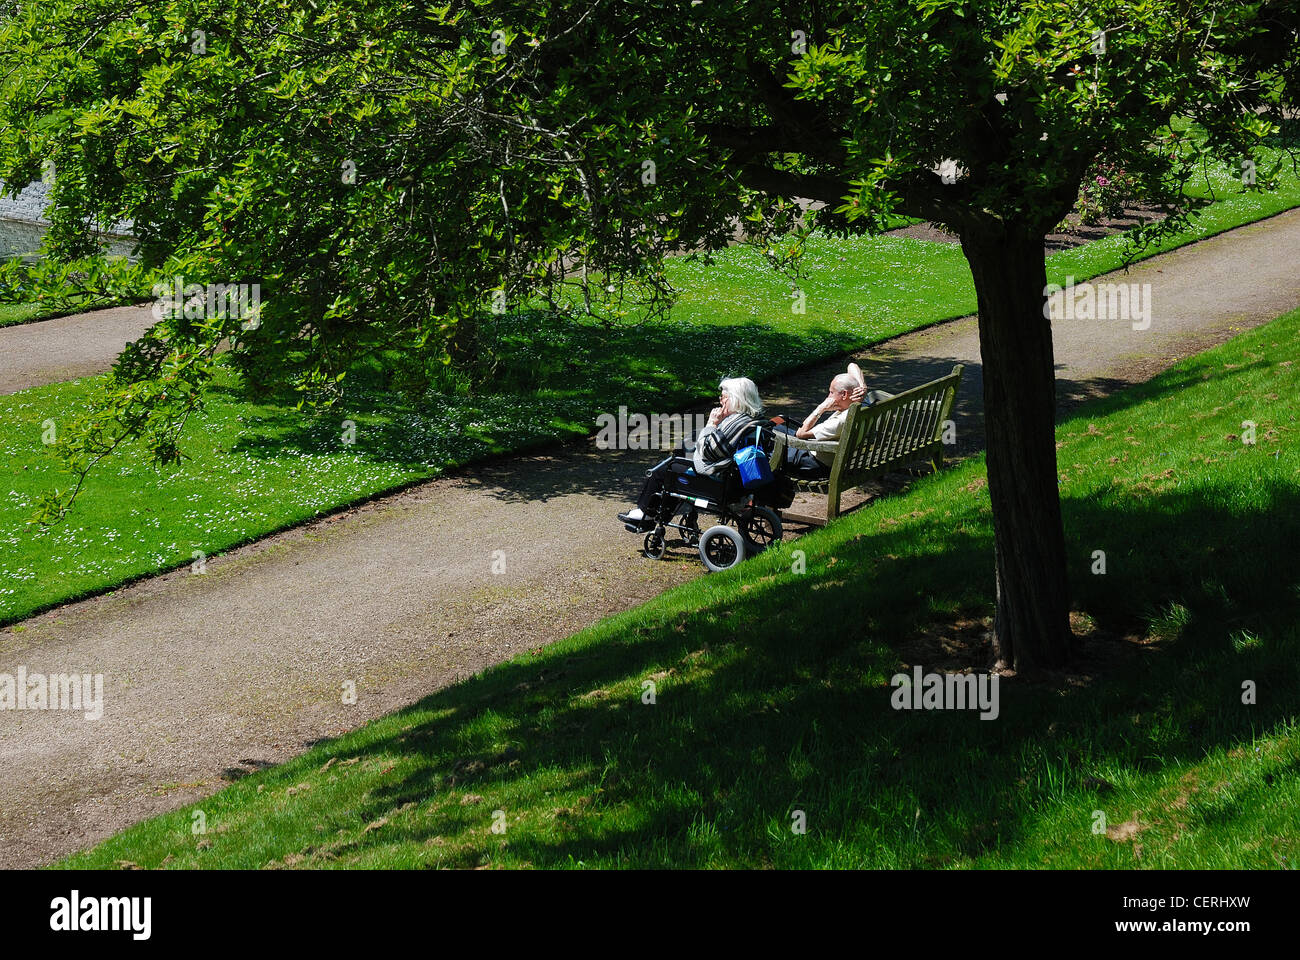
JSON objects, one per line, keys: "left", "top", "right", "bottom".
{"left": 61, "top": 306, "right": 1300, "bottom": 870}
{"left": 3, "top": 169, "right": 1298, "bottom": 626}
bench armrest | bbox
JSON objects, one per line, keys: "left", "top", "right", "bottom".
{"left": 780, "top": 435, "right": 840, "bottom": 453}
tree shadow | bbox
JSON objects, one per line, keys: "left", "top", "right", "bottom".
{"left": 279, "top": 474, "right": 1299, "bottom": 867}
{"left": 215, "top": 315, "right": 862, "bottom": 478}
{"left": 205, "top": 327, "right": 1272, "bottom": 538}
{"left": 207, "top": 288, "right": 1277, "bottom": 526}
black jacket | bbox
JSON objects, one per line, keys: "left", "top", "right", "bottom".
{"left": 693, "top": 413, "right": 765, "bottom": 474}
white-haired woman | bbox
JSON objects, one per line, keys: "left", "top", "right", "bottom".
{"left": 618, "top": 376, "right": 764, "bottom": 531}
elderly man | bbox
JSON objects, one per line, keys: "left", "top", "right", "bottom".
{"left": 772, "top": 363, "right": 872, "bottom": 479}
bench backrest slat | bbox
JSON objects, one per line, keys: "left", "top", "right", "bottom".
{"left": 833, "top": 365, "right": 963, "bottom": 488}
{"left": 880, "top": 404, "right": 904, "bottom": 464}
{"left": 910, "top": 394, "right": 940, "bottom": 457}
{"left": 894, "top": 397, "right": 922, "bottom": 458}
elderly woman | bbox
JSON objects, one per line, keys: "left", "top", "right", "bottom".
{"left": 618, "top": 376, "right": 765, "bottom": 532}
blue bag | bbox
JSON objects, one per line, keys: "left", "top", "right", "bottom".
{"left": 733, "top": 426, "right": 773, "bottom": 489}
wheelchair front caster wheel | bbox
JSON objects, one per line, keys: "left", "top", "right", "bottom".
{"left": 699, "top": 524, "right": 746, "bottom": 573}
{"left": 643, "top": 530, "right": 667, "bottom": 560}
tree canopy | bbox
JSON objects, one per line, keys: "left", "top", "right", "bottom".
{"left": 2, "top": 0, "right": 1296, "bottom": 667}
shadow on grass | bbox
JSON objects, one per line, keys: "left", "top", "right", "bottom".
{"left": 212, "top": 314, "right": 864, "bottom": 480}
{"left": 287, "top": 474, "right": 1300, "bottom": 867}
{"left": 208, "top": 317, "right": 1272, "bottom": 513}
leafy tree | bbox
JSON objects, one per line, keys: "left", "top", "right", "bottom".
{"left": 2, "top": 0, "right": 1295, "bottom": 669}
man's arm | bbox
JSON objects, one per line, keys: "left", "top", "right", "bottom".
{"left": 847, "top": 362, "right": 867, "bottom": 404}
{"left": 795, "top": 399, "right": 832, "bottom": 439}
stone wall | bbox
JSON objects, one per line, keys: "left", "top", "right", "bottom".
{"left": 0, "top": 180, "right": 135, "bottom": 260}
{"left": 0, "top": 218, "right": 49, "bottom": 259}
{"left": 0, "top": 180, "right": 51, "bottom": 222}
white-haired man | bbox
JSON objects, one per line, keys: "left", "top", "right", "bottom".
{"left": 772, "top": 363, "right": 872, "bottom": 479}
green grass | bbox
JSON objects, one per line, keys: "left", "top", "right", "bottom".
{"left": 0, "top": 301, "right": 52, "bottom": 327}
{"left": 0, "top": 294, "right": 155, "bottom": 328}
{"left": 59, "top": 305, "right": 1300, "bottom": 870}
{"left": 3, "top": 160, "right": 1300, "bottom": 626}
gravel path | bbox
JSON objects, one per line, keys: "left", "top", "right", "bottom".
{"left": 2, "top": 209, "right": 1299, "bottom": 868}
{"left": 0, "top": 303, "right": 155, "bottom": 394}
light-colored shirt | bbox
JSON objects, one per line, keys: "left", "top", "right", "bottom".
{"left": 810, "top": 407, "right": 850, "bottom": 467}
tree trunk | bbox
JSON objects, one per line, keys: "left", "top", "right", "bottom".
{"left": 960, "top": 225, "right": 1071, "bottom": 672}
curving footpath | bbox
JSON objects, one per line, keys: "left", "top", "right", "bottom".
{"left": 0, "top": 302, "right": 155, "bottom": 395}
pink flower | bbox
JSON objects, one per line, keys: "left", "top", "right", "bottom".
{"left": 1096, "top": 176, "right": 1110, "bottom": 187}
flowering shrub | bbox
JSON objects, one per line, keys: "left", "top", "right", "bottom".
{"left": 1075, "top": 160, "right": 1142, "bottom": 225}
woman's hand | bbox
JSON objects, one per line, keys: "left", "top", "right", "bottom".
{"left": 708, "top": 406, "right": 724, "bottom": 426}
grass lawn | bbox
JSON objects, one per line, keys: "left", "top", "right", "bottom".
{"left": 59, "top": 304, "right": 1300, "bottom": 869}
{"left": 0, "top": 293, "right": 155, "bottom": 328}
{"left": 0, "top": 301, "right": 51, "bottom": 327}
{"left": 3, "top": 158, "right": 1300, "bottom": 627}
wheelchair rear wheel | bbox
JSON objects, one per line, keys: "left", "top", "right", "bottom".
{"left": 738, "top": 505, "right": 783, "bottom": 554}
{"left": 681, "top": 507, "right": 701, "bottom": 547}
{"left": 699, "top": 525, "right": 746, "bottom": 572}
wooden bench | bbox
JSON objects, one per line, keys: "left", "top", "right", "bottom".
{"left": 771, "top": 364, "right": 964, "bottom": 526}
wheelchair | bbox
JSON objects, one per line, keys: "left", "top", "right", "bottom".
{"left": 625, "top": 435, "right": 793, "bottom": 573}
